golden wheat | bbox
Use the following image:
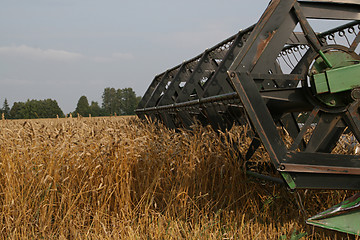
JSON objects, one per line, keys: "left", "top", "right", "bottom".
{"left": 0, "top": 116, "right": 356, "bottom": 239}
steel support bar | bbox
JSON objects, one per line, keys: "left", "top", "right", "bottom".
{"left": 229, "top": 72, "right": 288, "bottom": 167}
{"left": 299, "top": 1, "right": 360, "bottom": 20}
{"left": 246, "top": 171, "right": 286, "bottom": 185}
{"left": 135, "top": 92, "right": 239, "bottom": 113}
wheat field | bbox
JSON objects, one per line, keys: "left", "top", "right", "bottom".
{"left": 0, "top": 116, "right": 357, "bottom": 239}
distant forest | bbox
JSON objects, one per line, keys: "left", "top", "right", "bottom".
{"left": 0, "top": 87, "right": 141, "bottom": 119}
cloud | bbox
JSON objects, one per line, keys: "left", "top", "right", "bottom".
{"left": 0, "top": 45, "right": 135, "bottom": 64}
{"left": 0, "top": 45, "right": 84, "bottom": 62}
{"left": 91, "top": 52, "right": 134, "bottom": 63}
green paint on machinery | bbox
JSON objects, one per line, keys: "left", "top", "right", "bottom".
{"left": 314, "top": 63, "right": 360, "bottom": 93}
{"left": 307, "top": 193, "right": 360, "bottom": 235}
{"left": 312, "top": 51, "right": 360, "bottom": 107}
{"left": 136, "top": 0, "right": 360, "bottom": 235}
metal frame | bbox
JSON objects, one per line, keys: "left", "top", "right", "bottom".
{"left": 136, "top": 0, "right": 360, "bottom": 190}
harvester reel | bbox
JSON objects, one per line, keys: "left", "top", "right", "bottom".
{"left": 137, "top": 0, "right": 360, "bottom": 235}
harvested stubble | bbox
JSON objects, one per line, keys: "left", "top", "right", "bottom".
{"left": 0, "top": 116, "right": 357, "bottom": 239}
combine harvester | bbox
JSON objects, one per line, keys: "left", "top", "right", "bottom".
{"left": 136, "top": 0, "right": 360, "bottom": 235}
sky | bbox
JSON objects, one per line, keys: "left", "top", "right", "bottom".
{"left": 0, "top": 0, "right": 272, "bottom": 113}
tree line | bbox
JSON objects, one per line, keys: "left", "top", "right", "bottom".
{"left": 0, "top": 87, "right": 141, "bottom": 119}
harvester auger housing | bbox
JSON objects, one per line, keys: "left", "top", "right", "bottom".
{"left": 136, "top": 0, "right": 360, "bottom": 235}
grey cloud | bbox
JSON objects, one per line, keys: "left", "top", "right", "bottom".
{"left": 0, "top": 45, "right": 84, "bottom": 62}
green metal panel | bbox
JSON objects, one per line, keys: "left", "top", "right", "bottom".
{"left": 307, "top": 193, "right": 360, "bottom": 236}
{"left": 318, "top": 50, "right": 333, "bottom": 69}
{"left": 313, "top": 51, "right": 360, "bottom": 94}
{"left": 327, "top": 64, "right": 360, "bottom": 93}
{"left": 308, "top": 211, "right": 360, "bottom": 235}
{"left": 314, "top": 64, "right": 360, "bottom": 94}
{"left": 313, "top": 72, "right": 329, "bottom": 93}
{"left": 280, "top": 172, "right": 296, "bottom": 190}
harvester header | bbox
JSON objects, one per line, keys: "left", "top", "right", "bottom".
{"left": 137, "top": 0, "right": 360, "bottom": 235}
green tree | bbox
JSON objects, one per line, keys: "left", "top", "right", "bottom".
{"left": 27, "top": 99, "right": 40, "bottom": 118}
{"left": 89, "top": 101, "right": 102, "bottom": 117}
{"left": 10, "top": 102, "right": 27, "bottom": 119}
{"left": 2, "top": 99, "right": 10, "bottom": 118}
{"left": 116, "top": 88, "right": 123, "bottom": 115}
{"left": 119, "top": 88, "right": 138, "bottom": 115}
{"left": 74, "top": 96, "right": 90, "bottom": 117}
{"left": 102, "top": 87, "right": 119, "bottom": 115}
{"left": 9, "top": 99, "right": 64, "bottom": 119}
{"left": 44, "top": 99, "right": 64, "bottom": 118}
{"left": 101, "top": 87, "right": 140, "bottom": 116}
